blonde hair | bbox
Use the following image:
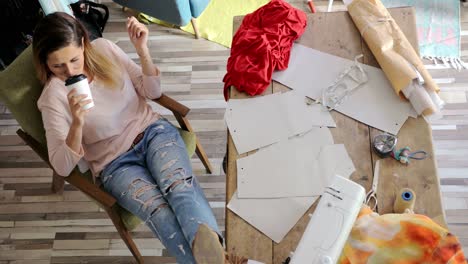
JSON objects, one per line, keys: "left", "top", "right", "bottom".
{"left": 33, "top": 12, "right": 121, "bottom": 88}
{"left": 83, "top": 40, "right": 122, "bottom": 88}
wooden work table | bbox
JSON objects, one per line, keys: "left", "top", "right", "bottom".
{"left": 225, "top": 8, "right": 447, "bottom": 264}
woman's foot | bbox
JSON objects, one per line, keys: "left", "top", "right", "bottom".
{"left": 193, "top": 224, "right": 224, "bottom": 264}
{"left": 193, "top": 224, "right": 248, "bottom": 264}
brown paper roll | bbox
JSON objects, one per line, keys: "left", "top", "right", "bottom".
{"left": 347, "top": 0, "right": 440, "bottom": 96}
{"left": 394, "top": 188, "right": 416, "bottom": 214}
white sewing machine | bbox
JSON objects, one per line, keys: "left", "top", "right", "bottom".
{"left": 289, "top": 175, "right": 366, "bottom": 264}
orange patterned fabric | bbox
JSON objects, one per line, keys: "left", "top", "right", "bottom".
{"left": 339, "top": 206, "right": 467, "bottom": 264}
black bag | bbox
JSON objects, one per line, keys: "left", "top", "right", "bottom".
{"left": 0, "top": 0, "right": 42, "bottom": 68}
{"left": 70, "top": 0, "right": 109, "bottom": 40}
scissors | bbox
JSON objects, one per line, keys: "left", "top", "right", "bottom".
{"left": 366, "top": 160, "right": 380, "bottom": 211}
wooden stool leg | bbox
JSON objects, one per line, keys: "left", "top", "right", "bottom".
{"left": 52, "top": 172, "right": 65, "bottom": 194}
{"left": 106, "top": 206, "right": 144, "bottom": 264}
{"left": 191, "top": 18, "right": 200, "bottom": 39}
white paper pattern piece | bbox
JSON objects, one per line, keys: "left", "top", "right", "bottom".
{"left": 315, "top": 144, "right": 356, "bottom": 191}
{"left": 272, "top": 44, "right": 417, "bottom": 135}
{"left": 280, "top": 91, "right": 337, "bottom": 133}
{"left": 225, "top": 91, "right": 336, "bottom": 154}
{"left": 227, "top": 191, "right": 318, "bottom": 243}
{"left": 237, "top": 128, "right": 335, "bottom": 198}
{"left": 237, "top": 136, "right": 356, "bottom": 199}
{"left": 225, "top": 93, "right": 288, "bottom": 154}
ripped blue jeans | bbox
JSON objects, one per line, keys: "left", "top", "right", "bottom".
{"left": 101, "top": 118, "right": 221, "bottom": 263}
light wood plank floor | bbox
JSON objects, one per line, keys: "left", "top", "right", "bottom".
{"left": 0, "top": 1, "right": 467, "bottom": 263}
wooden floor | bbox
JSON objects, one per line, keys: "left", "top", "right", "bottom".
{"left": 0, "top": 1, "right": 467, "bottom": 263}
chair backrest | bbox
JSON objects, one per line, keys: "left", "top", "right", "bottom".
{"left": 189, "top": 0, "right": 210, "bottom": 18}
{"left": 0, "top": 46, "right": 46, "bottom": 145}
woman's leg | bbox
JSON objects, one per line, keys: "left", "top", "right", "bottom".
{"left": 143, "top": 119, "right": 222, "bottom": 247}
{"left": 101, "top": 162, "right": 197, "bottom": 263}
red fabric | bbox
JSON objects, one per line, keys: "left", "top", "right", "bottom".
{"left": 223, "top": 0, "right": 307, "bottom": 100}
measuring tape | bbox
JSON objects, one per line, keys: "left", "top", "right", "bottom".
{"left": 372, "top": 134, "right": 397, "bottom": 158}
{"left": 372, "top": 134, "right": 428, "bottom": 164}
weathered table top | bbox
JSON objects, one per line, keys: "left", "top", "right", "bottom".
{"left": 226, "top": 8, "right": 446, "bottom": 264}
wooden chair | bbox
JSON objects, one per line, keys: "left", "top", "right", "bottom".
{"left": 0, "top": 46, "right": 213, "bottom": 263}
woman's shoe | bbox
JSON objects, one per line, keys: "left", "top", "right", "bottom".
{"left": 193, "top": 224, "right": 225, "bottom": 264}
{"left": 193, "top": 224, "right": 248, "bottom": 264}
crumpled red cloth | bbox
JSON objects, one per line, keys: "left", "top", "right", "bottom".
{"left": 223, "top": 0, "right": 307, "bottom": 101}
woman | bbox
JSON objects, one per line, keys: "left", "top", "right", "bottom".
{"left": 32, "top": 12, "right": 228, "bottom": 263}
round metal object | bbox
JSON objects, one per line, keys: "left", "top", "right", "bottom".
{"left": 372, "top": 134, "right": 397, "bottom": 158}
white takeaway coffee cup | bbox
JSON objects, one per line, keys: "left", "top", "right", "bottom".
{"left": 65, "top": 74, "right": 94, "bottom": 110}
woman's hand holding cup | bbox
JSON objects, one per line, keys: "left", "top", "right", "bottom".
{"left": 65, "top": 74, "right": 94, "bottom": 127}
{"left": 67, "top": 89, "right": 92, "bottom": 127}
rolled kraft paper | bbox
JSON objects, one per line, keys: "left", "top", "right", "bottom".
{"left": 347, "top": 0, "right": 440, "bottom": 97}
{"left": 394, "top": 188, "right": 416, "bottom": 214}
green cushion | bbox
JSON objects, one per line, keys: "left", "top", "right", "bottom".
{"left": 0, "top": 46, "right": 46, "bottom": 144}
{"left": 178, "top": 127, "right": 197, "bottom": 159}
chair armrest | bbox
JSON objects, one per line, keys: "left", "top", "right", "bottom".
{"left": 66, "top": 169, "right": 117, "bottom": 208}
{"left": 153, "top": 94, "right": 193, "bottom": 133}
{"left": 17, "top": 129, "right": 50, "bottom": 167}
{"left": 16, "top": 129, "right": 117, "bottom": 208}
{"left": 152, "top": 93, "right": 190, "bottom": 117}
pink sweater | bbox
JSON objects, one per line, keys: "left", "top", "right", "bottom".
{"left": 37, "top": 38, "right": 162, "bottom": 177}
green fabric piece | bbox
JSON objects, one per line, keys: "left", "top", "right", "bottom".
{"left": 0, "top": 46, "right": 46, "bottom": 144}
